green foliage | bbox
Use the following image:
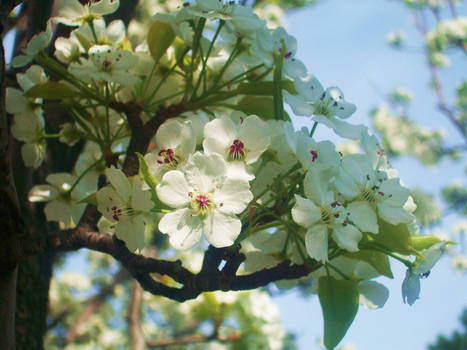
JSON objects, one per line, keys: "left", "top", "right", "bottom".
{"left": 372, "top": 220, "right": 411, "bottom": 255}
{"left": 442, "top": 182, "right": 467, "bottom": 215}
{"left": 428, "top": 308, "right": 467, "bottom": 350}
{"left": 25, "top": 81, "right": 79, "bottom": 99}
{"left": 411, "top": 189, "right": 442, "bottom": 227}
{"left": 318, "top": 276, "right": 359, "bottom": 350}
{"left": 147, "top": 20, "right": 175, "bottom": 63}
{"left": 345, "top": 250, "right": 393, "bottom": 279}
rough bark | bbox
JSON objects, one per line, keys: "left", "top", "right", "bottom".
{"left": 0, "top": 4, "right": 23, "bottom": 348}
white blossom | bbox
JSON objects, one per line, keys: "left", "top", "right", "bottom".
{"left": 157, "top": 152, "right": 253, "bottom": 249}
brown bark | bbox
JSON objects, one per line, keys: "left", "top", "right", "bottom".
{"left": 0, "top": 5, "right": 23, "bottom": 348}
{"left": 128, "top": 280, "right": 145, "bottom": 350}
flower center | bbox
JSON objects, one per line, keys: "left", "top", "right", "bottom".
{"left": 157, "top": 148, "right": 179, "bottom": 169}
{"left": 228, "top": 139, "right": 246, "bottom": 160}
{"left": 190, "top": 192, "right": 214, "bottom": 216}
{"left": 111, "top": 205, "right": 134, "bottom": 221}
{"left": 310, "top": 149, "right": 318, "bottom": 162}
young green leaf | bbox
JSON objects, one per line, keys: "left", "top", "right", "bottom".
{"left": 25, "top": 81, "right": 78, "bottom": 99}
{"left": 147, "top": 20, "right": 175, "bottom": 63}
{"left": 318, "top": 276, "right": 359, "bottom": 350}
{"left": 236, "top": 80, "right": 296, "bottom": 96}
{"left": 345, "top": 250, "right": 394, "bottom": 278}
{"left": 410, "top": 235, "right": 451, "bottom": 250}
{"left": 136, "top": 152, "right": 158, "bottom": 193}
{"left": 372, "top": 219, "right": 411, "bottom": 255}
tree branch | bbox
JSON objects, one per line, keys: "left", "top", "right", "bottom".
{"left": 128, "top": 280, "right": 145, "bottom": 350}
{"left": 412, "top": 8, "right": 467, "bottom": 143}
{"left": 65, "top": 268, "right": 130, "bottom": 344}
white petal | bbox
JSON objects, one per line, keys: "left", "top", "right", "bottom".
{"left": 204, "top": 116, "right": 237, "bottom": 148}
{"left": 115, "top": 216, "right": 145, "bottom": 252}
{"left": 328, "top": 118, "right": 367, "bottom": 140}
{"left": 213, "top": 178, "right": 253, "bottom": 215}
{"left": 203, "top": 211, "right": 241, "bottom": 248}
{"left": 359, "top": 281, "right": 389, "bottom": 309}
{"left": 291, "top": 195, "right": 321, "bottom": 228}
{"left": 29, "top": 185, "right": 58, "bottom": 202}
{"left": 402, "top": 270, "right": 420, "bottom": 305}
{"left": 130, "top": 184, "right": 153, "bottom": 212}
{"left": 46, "top": 173, "right": 75, "bottom": 191}
{"left": 304, "top": 168, "right": 335, "bottom": 205}
{"left": 159, "top": 208, "right": 203, "bottom": 250}
{"left": 283, "top": 58, "right": 307, "bottom": 79}
{"left": 347, "top": 201, "right": 379, "bottom": 234}
{"left": 305, "top": 224, "right": 328, "bottom": 262}
{"left": 90, "top": 0, "right": 120, "bottom": 16}
{"left": 238, "top": 115, "right": 270, "bottom": 164}
{"left": 156, "top": 171, "right": 190, "bottom": 208}
{"left": 105, "top": 166, "right": 131, "bottom": 200}
{"left": 294, "top": 74, "right": 324, "bottom": 102}
{"left": 185, "top": 152, "right": 226, "bottom": 194}
{"left": 203, "top": 137, "right": 228, "bottom": 159}
{"left": 21, "top": 143, "right": 45, "bottom": 168}
{"left": 284, "top": 91, "right": 313, "bottom": 116}
{"left": 332, "top": 223, "right": 362, "bottom": 252}
{"left": 380, "top": 178, "right": 410, "bottom": 207}
{"left": 377, "top": 203, "right": 414, "bottom": 225}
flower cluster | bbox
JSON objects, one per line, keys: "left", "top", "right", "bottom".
{"left": 8, "top": 0, "right": 448, "bottom": 348}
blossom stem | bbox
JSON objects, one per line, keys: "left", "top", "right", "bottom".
{"left": 144, "top": 47, "right": 191, "bottom": 106}
{"left": 326, "top": 262, "right": 352, "bottom": 281}
{"left": 209, "top": 37, "right": 243, "bottom": 92}
{"left": 273, "top": 40, "right": 285, "bottom": 120}
{"left": 88, "top": 20, "right": 99, "bottom": 44}
{"left": 187, "top": 18, "right": 206, "bottom": 95}
{"left": 69, "top": 157, "right": 103, "bottom": 193}
{"left": 309, "top": 121, "right": 318, "bottom": 137}
{"left": 362, "top": 243, "right": 414, "bottom": 268}
{"left": 192, "top": 20, "right": 225, "bottom": 99}
{"left": 42, "top": 133, "right": 62, "bottom": 139}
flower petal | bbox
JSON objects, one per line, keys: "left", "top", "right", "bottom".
{"left": 332, "top": 223, "right": 362, "bottom": 252}
{"left": 291, "top": 195, "right": 321, "bottom": 228}
{"left": 213, "top": 178, "right": 253, "bottom": 215}
{"left": 159, "top": 208, "right": 203, "bottom": 250}
{"left": 203, "top": 211, "right": 241, "bottom": 248}
{"left": 157, "top": 170, "right": 190, "bottom": 208}
{"left": 347, "top": 201, "right": 379, "bottom": 234}
{"left": 305, "top": 224, "right": 328, "bottom": 262}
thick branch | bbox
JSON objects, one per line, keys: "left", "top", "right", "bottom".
{"left": 1, "top": 227, "right": 317, "bottom": 301}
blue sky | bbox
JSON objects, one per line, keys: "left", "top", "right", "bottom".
{"left": 277, "top": 1, "right": 467, "bottom": 349}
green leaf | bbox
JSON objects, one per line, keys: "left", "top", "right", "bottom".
{"left": 410, "top": 235, "right": 443, "bottom": 250}
{"left": 345, "top": 250, "right": 393, "bottom": 278}
{"left": 236, "top": 80, "right": 296, "bottom": 96}
{"left": 147, "top": 20, "right": 175, "bottom": 63}
{"left": 410, "top": 235, "right": 456, "bottom": 251}
{"left": 232, "top": 96, "right": 291, "bottom": 120}
{"left": 318, "top": 276, "right": 359, "bottom": 350}
{"left": 78, "top": 192, "right": 98, "bottom": 206}
{"left": 372, "top": 219, "right": 411, "bottom": 255}
{"left": 136, "top": 152, "right": 158, "bottom": 193}
{"left": 24, "top": 81, "right": 78, "bottom": 99}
